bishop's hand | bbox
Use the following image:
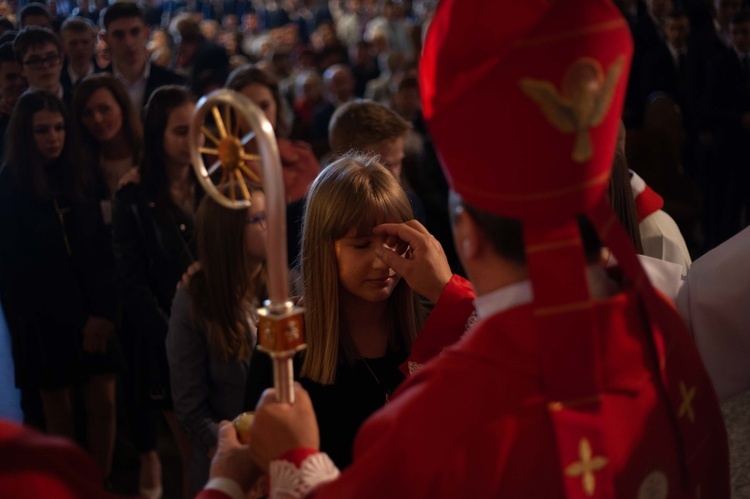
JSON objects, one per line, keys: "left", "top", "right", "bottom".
{"left": 249, "top": 383, "right": 320, "bottom": 471}
{"left": 373, "top": 220, "right": 453, "bottom": 303}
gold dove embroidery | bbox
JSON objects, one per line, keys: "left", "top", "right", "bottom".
{"left": 520, "top": 55, "right": 625, "bottom": 163}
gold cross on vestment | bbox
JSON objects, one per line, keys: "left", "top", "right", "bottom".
{"left": 678, "top": 381, "right": 696, "bottom": 423}
{"left": 564, "top": 437, "right": 609, "bottom": 497}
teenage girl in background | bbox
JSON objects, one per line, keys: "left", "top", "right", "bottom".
{"left": 112, "top": 86, "right": 198, "bottom": 498}
{"left": 0, "top": 90, "right": 119, "bottom": 481}
{"left": 167, "top": 185, "right": 268, "bottom": 489}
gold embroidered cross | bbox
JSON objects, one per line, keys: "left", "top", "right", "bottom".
{"left": 564, "top": 437, "right": 609, "bottom": 497}
{"left": 678, "top": 381, "right": 696, "bottom": 423}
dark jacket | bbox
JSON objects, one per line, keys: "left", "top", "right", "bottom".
{"left": 0, "top": 169, "right": 116, "bottom": 388}
{"left": 243, "top": 347, "right": 406, "bottom": 469}
{"left": 112, "top": 182, "right": 197, "bottom": 405}
{"left": 104, "top": 63, "right": 187, "bottom": 109}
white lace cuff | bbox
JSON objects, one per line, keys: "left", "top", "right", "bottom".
{"left": 269, "top": 452, "right": 340, "bottom": 498}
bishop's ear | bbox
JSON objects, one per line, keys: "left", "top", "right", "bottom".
{"left": 452, "top": 205, "right": 482, "bottom": 262}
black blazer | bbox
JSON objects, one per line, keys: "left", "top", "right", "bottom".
{"left": 111, "top": 182, "right": 198, "bottom": 405}
{"left": 701, "top": 48, "right": 750, "bottom": 141}
{"left": 112, "top": 183, "right": 197, "bottom": 337}
{"left": 700, "top": 48, "right": 750, "bottom": 177}
{"left": 60, "top": 57, "right": 106, "bottom": 90}
{"left": 103, "top": 63, "right": 187, "bottom": 109}
{"left": 144, "top": 64, "right": 187, "bottom": 108}
{"left": 0, "top": 169, "right": 116, "bottom": 387}
{"left": 640, "top": 44, "right": 689, "bottom": 107}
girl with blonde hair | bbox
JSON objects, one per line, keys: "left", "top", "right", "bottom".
{"left": 243, "top": 153, "right": 425, "bottom": 468}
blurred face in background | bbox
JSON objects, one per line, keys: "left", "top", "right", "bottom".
{"left": 0, "top": 59, "right": 26, "bottom": 104}
{"left": 240, "top": 82, "right": 277, "bottom": 131}
{"left": 716, "top": 0, "right": 741, "bottom": 28}
{"left": 244, "top": 190, "right": 267, "bottom": 261}
{"left": 730, "top": 19, "right": 750, "bottom": 53}
{"left": 646, "top": 0, "right": 673, "bottom": 21}
{"left": 162, "top": 102, "right": 196, "bottom": 166}
{"left": 104, "top": 16, "right": 149, "bottom": 70}
{"left": 32, "top": 109, "right": 65, "bottom": 161}
{"left": 664, "top": 16, "right": 690, "bottom": 50}
{"left": 81, "top": 87, "right": 124, "bottom": 143}
{"left": 20, "top": 42, "right": 62, "bottom": 91}
{"left": 62, "top": 28, "right": 96, "bottom": 68}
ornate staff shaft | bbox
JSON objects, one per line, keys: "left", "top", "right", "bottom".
{"left": 190, "top": 90, "right": 305, "bottom": 404}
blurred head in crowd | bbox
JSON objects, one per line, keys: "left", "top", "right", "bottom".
{"left": 61, "top": 17, "right": 96, "bottom": 73}
{"left": 101, "top": 2, "right": 149, "bottom": 74}
{"left": 295, "top": 70, "right": 324, "bottom": 105}
{"left": 0, "top": 16, "right": 14, "bottom": 36}
{"left": 715, "top": 0, "right": 742, "bottom": 29}
{"left": 242, "top": 12, "right": 260, "bottom": 33}
{"left": 199, "top": 19, "right": 219, "bottom": 42}
{"left": 664, "top": 9, "right": 691, "bottom": 50}
{"left": 14, "top": 27, "right": 63, "bottom": 94}
{"left": 227, "top": 64, "right": 288, "bottom": 136}
{"left": 4, "top": 90, "right": 86, "bottom": 202}
{"left": 323, "top": 64, "right": 354, "bottom": 104}
{"left": 391, "top": 75, "right": 420, "bottom": 122}
{"left": 329, "top": 100, "right": 409, "bottom": 180}
{"left": 73, "top": 73, "right": 143, "bottom": 169}
{"left": 19, "top": 3, "right": 51, "bottom": 29}
{"left": 0, "top": 42, "right": 25, "bottom": 107}
{"left": 141, "top": 85, "right": 196, "bottom": 196}
{"left": 646, "top": 0, "right": 674, "bottom": 22}
{"left": 730, "top": 10, "right": 750, "bottom": 53}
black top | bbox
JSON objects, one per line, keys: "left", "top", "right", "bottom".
{"left": 243, "top": 347, "right": 407, "bottom": 468}
{"left": 112, "top": 182, "right": 198, "bottom": 406}
{"left": 0, "top": 168, "right": 116, "bottom": 389}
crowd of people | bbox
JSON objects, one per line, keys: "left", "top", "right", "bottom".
{"left": 0, "top": 0, "right": 749, "bottom": 497}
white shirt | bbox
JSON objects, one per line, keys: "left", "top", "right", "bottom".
{"left": 666, "top": 43, "right": 686, "bottom": 69}
{"left": 29, "top": 84, "right": 63, "bottom": 100}
{"left": 113, "top": 58, "right": 150, "bottom": 109}
{"left": 67, "top": 62, "right": 94, "bottom": 86}
{"left": 474, "top": 265, "right": 618, "bottom": 320}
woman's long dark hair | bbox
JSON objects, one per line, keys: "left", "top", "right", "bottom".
{"left": 189, "top": 191, "right": 268, "bottom": 362}
{"left": 226, "top": 64, "right": 289, "bottom": 137}
{"left": 141, "top": 85, "right": 196, "bottom": 210}
{"left": 609, "top": 147, "right": 644, "bottom": 255}
{"left": 2, "top": 89, "right": 87, "bottom": 202}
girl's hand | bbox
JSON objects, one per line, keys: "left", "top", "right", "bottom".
{"left": 372, "top": 220, "right": 453, "bottom": 303}
{"left": 177, "top": 261, "right": 202, "bottom": 291}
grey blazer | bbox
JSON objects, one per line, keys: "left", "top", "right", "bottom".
{"left": 166, "top": 286, "right": 255, "bottom": 488}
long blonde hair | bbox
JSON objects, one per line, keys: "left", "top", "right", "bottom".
{"left": 301, "top": 154, "right": 425, "bottom": 384}
{"left": 189, "top": 189, "right": 268, "bottom": 362}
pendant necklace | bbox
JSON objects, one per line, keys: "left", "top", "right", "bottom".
{"left": 362, "top": 358, "right": 391, "bottom": 403}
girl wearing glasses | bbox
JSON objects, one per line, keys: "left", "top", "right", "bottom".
{"left": 111, "top": 85, "right": 199, "bottom": 498}
{"left": 0, "top": 90, "right": 120, "bottom": 480}
{"left": 166, "top": 186, "right": 268, "bottom": 489}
